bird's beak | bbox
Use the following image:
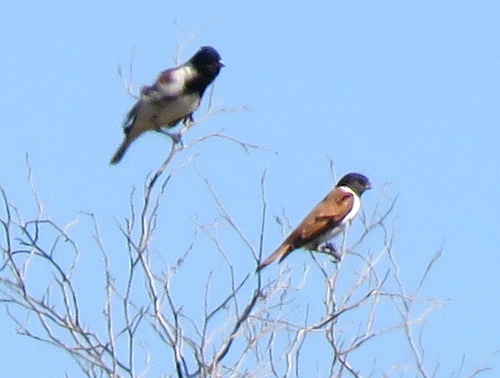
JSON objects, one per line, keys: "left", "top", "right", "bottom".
{"left": 219, "top": 61, "right": 226, "bottom": 67}
{"left": 366, "top": 181, "right": 373, "bottom": 190}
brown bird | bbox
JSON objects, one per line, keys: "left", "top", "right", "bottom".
{"left": 258, "top": 173, "right": 371, "bottom": 270}
{"left": 110, "top": 46, "right": 224, "bottom": 164}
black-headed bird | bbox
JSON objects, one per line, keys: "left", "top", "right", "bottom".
{"left": 257, "top": 173, "right": 371, "bottom": 270}
{"left": 110, "top": 46, "right": 224, "bottom": 164}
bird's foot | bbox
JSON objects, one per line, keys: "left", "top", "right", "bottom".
{"left": 317, "top": 242, "right": 342, "bottom": 262}
{"left": 158, "top": 130, "right": 184, "bottom": 146}
{"left": 168, "top": 132, "right": 183, "bottom": 145}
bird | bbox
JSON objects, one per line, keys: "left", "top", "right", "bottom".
{"left": 257, "top": 173, "right": 371, "bottom": 270}
{"left": 110, "top": 46, "right": 224, "bottom": 164}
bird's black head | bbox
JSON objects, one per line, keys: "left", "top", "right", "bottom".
{"left": 336, "top": 173, "right": 372, "bottom": 196}
{"left": 189, "top": 46, "right": 224, "bottom": 74}
{"left": 185, "top": 46, "right": 224, "bottom": 95}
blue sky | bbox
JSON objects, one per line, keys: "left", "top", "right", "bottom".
{"left": 1, "top": 1, "right": 499, "bottom": 376}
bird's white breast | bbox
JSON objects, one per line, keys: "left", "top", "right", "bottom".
{"left": 340, "top": 186, "right": 361, "bottom": 225}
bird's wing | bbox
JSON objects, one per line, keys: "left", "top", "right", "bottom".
{"left": 120, "top": 67, "right": 184, "bottom": 133}
{"left": 122, "top": 101, "right": 141, "bottom": 134}
{"left": 286, "top": 188, "right": 354, "bottom": 249}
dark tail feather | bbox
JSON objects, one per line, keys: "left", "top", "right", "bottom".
{"left": 256, "top": 244, "right": 292, "bottom": 271}
{"left": 110, "top": 138, "right": 131, "bottom": 165}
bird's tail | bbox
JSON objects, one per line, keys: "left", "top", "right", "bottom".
{"left": 257, "top": 243, "right": 292, "bottom": 271}
{"left": 110, "top": 137, "right": 132, "bottom": 165}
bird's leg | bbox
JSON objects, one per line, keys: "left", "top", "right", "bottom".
{"left": 183, "top": 114, "right": 195, "bottom": 128}
{"left": 177, "top": 114, "right": 195, "bottom": 139}
{"left": 157, "top": 114, "right": 194, "bottom": 147}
